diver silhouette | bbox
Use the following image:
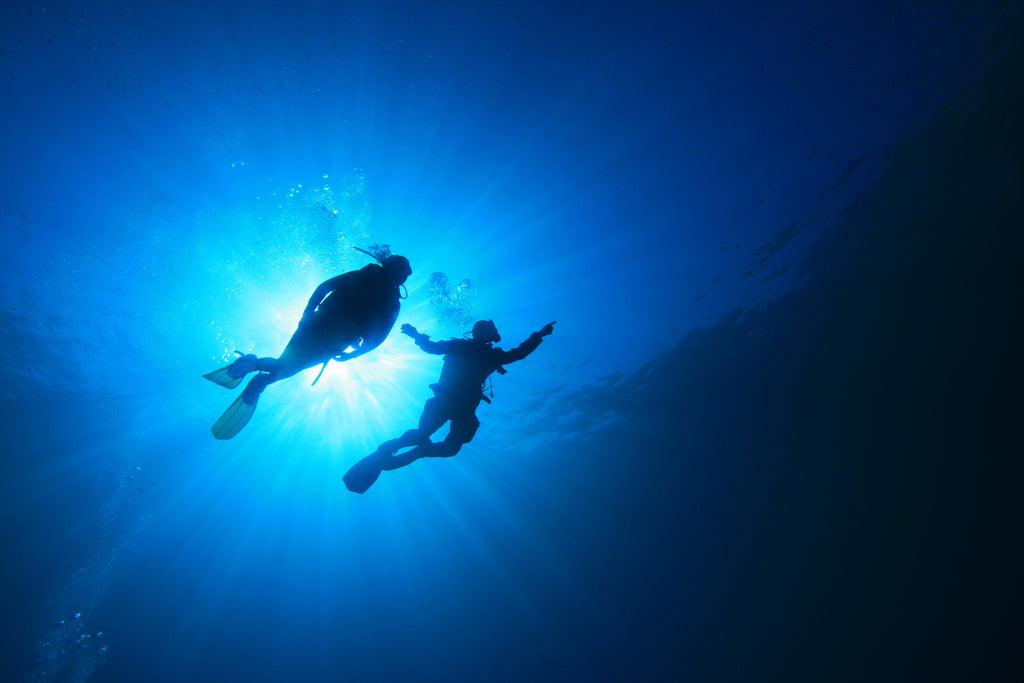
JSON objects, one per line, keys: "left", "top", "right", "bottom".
{"left": 343, "top": 318, "right": 556, "bottom": 493}
{"left": 203, "top": 251, "right": 412, "bottom": 439}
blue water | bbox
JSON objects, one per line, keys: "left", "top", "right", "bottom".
{"left": 2, "top": 1, "right": 1022, "bottom": 681}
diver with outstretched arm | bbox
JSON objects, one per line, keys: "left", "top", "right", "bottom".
{"left": 343, "top": 318, "right": 556, "bottom": 493}
{"left": 203, "top": 251, "right": 412, "bottom": 439}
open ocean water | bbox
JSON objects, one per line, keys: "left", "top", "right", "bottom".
{"left": 2, "top": 1, "right": 1022, "bottom": 681}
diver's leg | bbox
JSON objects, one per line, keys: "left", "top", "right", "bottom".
{"left": 225, "top": 357, "right": 308, "bottom": 402}
{"left": 222, "top": 345, "right": 331, "bottom": 432}
{"left": 250, "top": 357, "right": 279, "bottom": 373}
{"left": 241, "top": 372, "right": 273, "bottom": 403}
{"left": 204, "top": 352, "right": 267, "bottom": 389}
{"left": 344, "top": 399, "right": 445, "bottom": 492}
{"left": 246, "top": 329, "right": 345, "bottom": 390}
{"left": 380, "top": 441, "right": 449, "bottom": 470}
{"left": 251, "top": 357, "right": 302, "bottom": 383}
{"left": 347, "top": 399, "right": 453, "bottom": 491}
{"left": 434, "top": 410, "right": 480, "bottom": 457}
{"left": 376, "top": 398, "right": 448, "bottom": 457}
{"left": 266, "top": 325, "right": 357, "bottom": 385}
{"left": 380, "top": 405, "right": 476, "bottom": 470}
{"left": 214, "top": 352, "right": 303, "bottom": 390}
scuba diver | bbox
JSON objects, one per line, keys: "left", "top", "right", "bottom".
{"left": 203, "top": 250, "right": 412, "bottom": 439}
{"left": 343, "top": 318, "right": 556, "bottom": 493}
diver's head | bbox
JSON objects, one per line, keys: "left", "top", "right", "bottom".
{"left": 471, "top": 319, "right": 501, "bottom": 344}
{"left": 382, "top": 255, "right": 412, "bottom": 286}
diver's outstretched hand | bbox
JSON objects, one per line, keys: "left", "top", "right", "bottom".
{"left": 401, "top": 323, "right": 419, "bottom": 337}
{"left": 539, "top": 321, "right": 556, "bottom": 337}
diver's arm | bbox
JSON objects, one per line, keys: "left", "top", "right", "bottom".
{"left": 500, "top": 321, "right": 556, "bottom": 364}
{"left": 401, "top": 323, "right": 451, "bottom": 355}
{"left": 303, "top": 278, "right": 337, "bottom": 317}
{"left": 303, "top": 272, "right": 360, "bottom": 319}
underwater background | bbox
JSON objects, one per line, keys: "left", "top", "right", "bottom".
{"left": 2, "top": 1, "right": 1022, "bottom": 681}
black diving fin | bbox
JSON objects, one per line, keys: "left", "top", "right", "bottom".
{"left": 343, "top": 453, "right": 385, "bottom": 493}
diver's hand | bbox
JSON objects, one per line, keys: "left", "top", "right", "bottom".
{"left": 401, "top": 323, "right": 419, "bottom": 337}
{"left": 539, "top": 321, "right": 556, "bottom": 337}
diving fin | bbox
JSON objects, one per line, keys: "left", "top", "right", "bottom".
{"left": 343, "top": 453, "right": 385, "bottom": 494}
{"left": 344, "top": 443, "right": 443, "bottom": 492}
{"left": 203, "top": 353, "right": 258, "bottom": 389}
{"left": 210, "top": 375, "right": 268, "bottom": 439}
{"left": 204, "top": 365, "right": 243, "bottom": 389}
{"left": 211, "top": 392, "right": 256, "bottom": 439}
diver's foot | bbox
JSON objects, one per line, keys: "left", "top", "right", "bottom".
{"left": 241, "top": 373, "right": 271, "bottom": 405}
{"left": 372, "top": 440, "right": 400, "bottom": 461}
{"left": 228, "top": 353, "right": 259, "bottom": 380}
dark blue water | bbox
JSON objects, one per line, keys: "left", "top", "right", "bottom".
{"left": 2, "top": 1, "right": 1021, "bottom": 681}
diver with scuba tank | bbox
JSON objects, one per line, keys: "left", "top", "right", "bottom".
{"left": 203, "top": 247, "right": 412, "bottom": 439}
{"left": 344, "top": 318, "right": 556, "bottom": 493}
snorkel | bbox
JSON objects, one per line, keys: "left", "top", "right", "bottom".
{"left": 353, "top": 245, "right": 385, "bottom": 262}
